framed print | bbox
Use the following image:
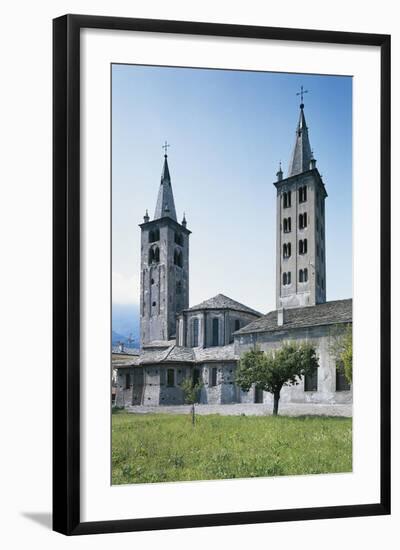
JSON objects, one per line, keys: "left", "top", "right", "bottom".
{"left": 53, "top": 14, "right": 391, "bottom": 535}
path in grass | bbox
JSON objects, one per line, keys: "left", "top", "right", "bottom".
{"left": 112, "top": 412, "right": 352, "bottom": 485}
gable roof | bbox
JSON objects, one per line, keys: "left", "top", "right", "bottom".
{"left": 236, "top": 299, "right": 352, "bottom": 335}
{"left": 187, "top": 293, "right": 262, "bottom": 316}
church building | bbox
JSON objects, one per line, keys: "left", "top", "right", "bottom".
{"left": 114, "top": 98, "right": 352, "bottom": 410}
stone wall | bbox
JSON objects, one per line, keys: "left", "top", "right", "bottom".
{"left": 235, "top": 323, "right": 352, "bottom": 404}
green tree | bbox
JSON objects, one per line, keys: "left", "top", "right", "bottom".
{"left": 180, "top": 377, "right": 203, "bottom": 425}
{"left": 329, "top": 324, "right": 352, "bottom": 384}
{"left": 236, "top": 342, "right": 319, "bottom": 415}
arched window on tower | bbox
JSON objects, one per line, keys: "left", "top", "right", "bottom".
{"left": 299, "top": 186, "right": 307, "bottom": 203}
{"left": 304, "top": 268, "right": 308, "bottom": 282}
{"left": 283, "top": 217, "right": 292, "bottom": 233}
{"left": 192, "top": 318, "right": 199, "bottom": 347}
{"left": 299, "top": 212, "right": 308, "bottom": 229}
{"left": 149, "top": 228, "right": 160, "bottom": 243}
{"left": 174, "top": 249, "right": 182, "bottom": 267}
{"left": 148, "top": 246, "right": 160, "bottom": 264}
{"left": 283, "top": 243, "right": 291, "bottom": 259}
{"left": 283, "top": 272, "right": 287, "bottom": 286}
{"left": 299, "top": 269, "right": 304, "bottom": 282}
{"left": 174, "top": 232, "right": 183, "bottom": 246}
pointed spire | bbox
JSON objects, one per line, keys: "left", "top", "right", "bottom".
{"left": 143, "top": 209, "right": 150, "bottom": 223}
{"left": 181, "top": 212, "right": 187, "bottom": 228}
{"left": 154, "top": 149, "right": 177, "bottom": 221}
{"left": 287, "top": 103, "right": 313, "bottom": 177}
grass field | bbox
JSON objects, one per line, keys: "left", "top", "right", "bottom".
{"left": 112, "top": 411, "right": 352, "bottom": 485}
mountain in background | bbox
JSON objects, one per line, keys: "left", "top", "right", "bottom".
{"left": 112, "top": 303, "right": 140, "bottom": 348}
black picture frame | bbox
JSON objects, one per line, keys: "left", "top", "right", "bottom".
{"left": 53, "top": 14, "right": 391, "bottom": 536}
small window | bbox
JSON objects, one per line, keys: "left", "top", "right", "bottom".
{"left": 234, "top": 319, "right": 241, "bottom": 331}
{"left": 283, "top": 272, "right": 291, "bottom": 286}
{"left": 176, "top": 280, "right": 182, "bottom": 294}
{"left": 299, "top": 212, "right": 308, "bottom": 229}
{"left": 283, "top": 191, "right": 292, "bottom": 209}
{"left": 193, "top": 368, "right": 201, "bottom": 385}
{"left": 174, "top": 249, "right": 183, "bottom": 267}
{"left": 336, "top": 363, "right": 350, "bottom": 391}
{"left": 152, "top": 301, "right": 156, "bottom": 307}
{"left": 125, "top": 373, "right": 131, "bottom": 389}
{"left": 210, "top": 367, "right": 217, "bottom": 387}
{"left": 299, "top": 269, "right": 304, "bottom": 282}
{"left": 174, "top": 232, "right": 183, "bottom": 246}
{"left": 299, "top": 185, "right": 307, "bottom": 203}
{"left": 283, "top": 218, "right": 292, "bottom": 233}
{"left": 149, "top": 228, "right": 160, "bottom": 243}
{"left": 167, "top": 368, "right": 175, "bottom": 387}
{"left": 212, "top": 318, "right": 219, "bottom": 347}
{"left": 304, "top": 268, "right": 308, "bottom": 282}
{"left": 304, "top": 368, "right": 318, "bottom": 391}
{"left": 299, "top": 239, "right": 307, "bottom": 254}
{"left": 192, "top": 318, "right": 199, "bottom": 347}
{"left": 283, "top": 243, "right": 291, "bottom": 258}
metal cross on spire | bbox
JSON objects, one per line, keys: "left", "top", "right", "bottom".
{"left": 162, "top": 141, "right": 170, "bottom": 156}
{"left": 296, "top": 85, "right": 309, "bottom": 106}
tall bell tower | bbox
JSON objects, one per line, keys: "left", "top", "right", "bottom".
{"left": 274, "top": 91, "right": 327, "bottom": 309}
{"left": 139, "top": 146, "right": 190, "bottom": 346}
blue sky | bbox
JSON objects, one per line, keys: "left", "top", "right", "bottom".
{"left": 112, "top": 64, "right": 352, "bottom": 314}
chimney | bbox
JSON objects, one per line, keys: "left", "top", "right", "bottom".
{"left": 277, "top": 308, "right": 285, "bottom": 327}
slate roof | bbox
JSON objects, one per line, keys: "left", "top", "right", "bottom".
{"left": 112, "top": 343, "right": 238, "bottom": 368}
{"left": 187, "top": 293, "right": 262, "bottom": 316}
{"left": 154, "top": 155, "right": 177, "bottom": 221}
{"left": 236, "top": 299, "right": 352, "bottom": 335}
{"left": 288, "top": 105, "right": 313, "bottom": 177}
{"left": 111, "top": 346, "right": 140, "bottom": 356}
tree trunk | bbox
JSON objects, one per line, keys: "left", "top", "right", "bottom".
{"left": 191, "top": 403, "right": 195, "bottom": 426}
{"left": 273, "top": 392, "right": 280, "bottom": 416}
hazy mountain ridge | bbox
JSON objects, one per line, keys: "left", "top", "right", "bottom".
{"left": 112, "top": 303, "right": 140, "bottom": 347}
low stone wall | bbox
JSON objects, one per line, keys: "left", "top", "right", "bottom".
{"left": 125, "top": 402, "right": 352, "bottom": 417}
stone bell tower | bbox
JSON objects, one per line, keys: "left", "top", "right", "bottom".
{"left": 139, "top": 145, "right": 190, "bottom": 346}
{"left": 274, "top": 90, "right": 327, "bottom": 309}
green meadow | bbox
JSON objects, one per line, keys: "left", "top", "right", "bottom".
{"left": 112, "top": 411, "right": 352, "bottom": 485}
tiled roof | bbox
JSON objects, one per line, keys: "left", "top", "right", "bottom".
{"left": 113, "top": 343, "right": 238, "bottom": 367}
{"left": 187, "top": 293, "right": 262, "bottom": 316}
{"left": 236, "top": 299, "right": 352, "bottom": 335}
{"left": 194, "top": 344, "right": 238, "bottom": 362}
{"left": 111, "top": 346, "right": 140, "bottom": 356}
